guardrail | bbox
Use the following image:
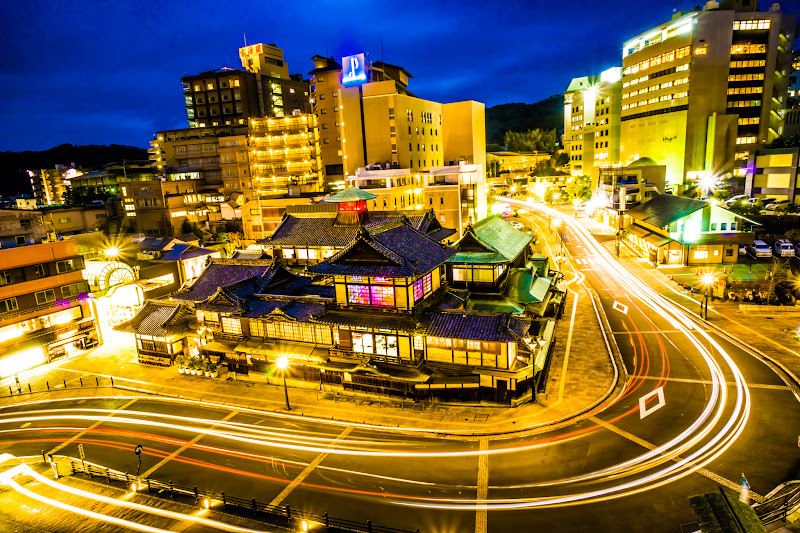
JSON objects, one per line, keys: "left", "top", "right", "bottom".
{"left": 64, "top": 459, "right": 420, "bottom": 533}
{"left": 753, "top": 480, "right": 800, "bottom": 526}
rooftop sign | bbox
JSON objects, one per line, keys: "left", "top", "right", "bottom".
{"left": 342, "top": 53, "right": 367, "bottom": 86}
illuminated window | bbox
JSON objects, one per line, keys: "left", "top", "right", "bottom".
{"left": 736, "top": 136, "right": 758, "bottom": 144}
{"left": 695, "top": 47, "right": 707, "bottom": 55}
{"left": 352, "top": 332, "right": 373, "bottom": 353}
{"left": 423, "top": 272, "right": 432, "bottom": 293}
{"left": 731, "top": 44, "right": 766, "bottom": 55}
{"left": 222, "top": 317, "right": 242, "bottom": 335}
{"left": 375, "top": 334, "right": 398, "bottom": 356}
{"left": 693, "top": 250, "right": 709, "bottom": 260}
{"left": 733, "top": 19, "right": 770, "bottom": 30}
{"left": 369, "top": 285, "right": 394, "bottom": 306}
{"left": 413, "top": 277, "right": 425, "bottom": 301}
{"left": 347, "top": 285, "right": 370, "bottom": 305}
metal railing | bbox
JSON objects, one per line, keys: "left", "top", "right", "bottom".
{"left": 66, "top": 459, "right": 419, "bottom": 533}
{"left": 754, "top": 480, "right": 800, "bottom": 526}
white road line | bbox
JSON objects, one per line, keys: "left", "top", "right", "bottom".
{"left": 141, "top": 410, "right": 240, "bottom": 478}
{"left": 638, "top": 375, "right": 790, "bottom": 390}
{"left": 269, "top": 425, "right": 354, "bottom": 507}
{"left": 558, "top": 293, "right": 580, "bottom": 403}
{"left": 475, "top": 437, "right": 489, "bottom": 533}
{"left": 47, "top": 398, "right": 139, "bottom": 457}
{"left": 588, "top": 415, "right": 764, "bottom": 502}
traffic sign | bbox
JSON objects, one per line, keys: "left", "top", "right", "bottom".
{"left": 134, "top": 444, "right": 143, "bottom": 456}
{"left": 77, "top": 443, "right": 85, "bottom": 461}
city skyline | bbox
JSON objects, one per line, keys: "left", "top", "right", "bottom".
{"left": 2, "top": 0, "right": 684, "bottom": 151}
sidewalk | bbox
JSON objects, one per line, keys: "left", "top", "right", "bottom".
{"left": 0, "top": 258, "right": 623, "bottom": 438}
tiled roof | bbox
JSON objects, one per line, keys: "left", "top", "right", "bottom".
{"left": 504, "top": 270, "right": 552, "bottom": 304}
{"left": 243, "top": 298, "right": 326, "bottom": 322}
{"left": 308, "top": 221, "right": 456, "bottom": 277}
{"left": 437, "top": 289, "right": 469, "bottom": 310}
{"left": 262, "top": 206, "right": 454, "bottom": 247}
{"left": 310, "top": 310, "right": 420, "bottom": 333}
{"left": 230, "top": 250, "right": 270, "bottom": 260}
{"left": 171, "top": 259, "right": 272, "bottom": 302}
{"left": 422, "top": 310, "right": 531, "bottom": 342}
{"left": 115, "top": 301, "right": 193, "bottom": 337}
{"left": 449, "top": 215, "right": 532, "bottom": 264}
{"left": 626, "top": 193, "right": 706, "bottom": 228}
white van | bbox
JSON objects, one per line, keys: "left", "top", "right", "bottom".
{"left": 748, "top": 240, "right": 772, "bottom": 258}
{"left": 774, "top": 239, "right": 795, "bottom": 257}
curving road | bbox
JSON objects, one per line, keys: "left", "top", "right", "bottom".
{"left": 0, "top": 201, "right": 798, "bottom": 532}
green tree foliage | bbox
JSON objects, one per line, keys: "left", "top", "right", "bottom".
{"left": 565, "top": 175, "right": 592, "bottom": 202}
{"left": 486, "top": 143, "right": 502, "bottom": 152}
{"left": 553, "top": 151, "right": 569, "bottom": 169}
{"left": 63, "top": 185, "right": 113, "bottom": 207}
{"left": 486, "top": 96, "right": 563, "bottom": 145}
{"left": 503, "top": 129, "right": 558, "bottom": 153}
{"left": 764, "top": 135, "right": 800, "bottom": 149}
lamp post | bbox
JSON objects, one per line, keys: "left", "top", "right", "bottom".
{"left": 276, "top": 355, "right": 291, "bottom": 410}
{"left": 701, "top": 273, "right": 715, "bottom": 319}
{"left": 573, "top": 198, "right": 581, "bottom": 219}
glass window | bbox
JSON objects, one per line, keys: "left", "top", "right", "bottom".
{"left": 370, "top": 285, "right": 395, "bottom": 306}
{"left": 250, "top": 320, "right": 265, "bottom": 337}
{"left": 413, "top": 278, "right": 425, "bottom": 301}
{"left": 0, "top": 298, "right": 18, "bottom": 314}
{"left": 423, "top": 272, "right": 432, "bottom": 293}
{"left": 721, "top": 223, "right": 727, "bottom": 230}
{"left": 222, "top": 317, "right": 242, "bottom": 335}
{"left": 35, "top": 289, "right": 55, "bottom": 305}
{"left": 452, "top": 267, "right": 471, "bottom": 282}
{"left": 375, "top": 335, "right": 397, "bottom": 356}
{"left": 352, "top": 332, "right": 374, "bottom": 353}
{"left": 347, "top": 285, "right": 370, "bottom": 305}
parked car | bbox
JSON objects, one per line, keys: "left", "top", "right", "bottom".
{"left": 738, "top": 245, "right": 747, "bottom": 255}
{"left": 774, "top": 239, "right": 795, "bottom": 257}
{"left": 745, "top": 197, "right": 776, "bottom": 207}
{"left": 725, "top": 194, "right": 748, "bottom": 206}
{"left": 747, "top": 240, "right": 772, "bottom": 258}
{"left": 765, "top": 199, "right": 791, "bottom": 212}
{"left": 509, "top": 221, "right": 525, "bottom": 230}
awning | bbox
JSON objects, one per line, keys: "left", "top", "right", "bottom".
{"left": 199, "top": 340, "right": 239, "bottom": 354}
{"left": 624, "top": 224, "right": 672, "bottom": 247}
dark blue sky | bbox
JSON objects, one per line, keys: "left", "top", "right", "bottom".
{"left": 2, "top": 0, "right": 692, "bottom": 151}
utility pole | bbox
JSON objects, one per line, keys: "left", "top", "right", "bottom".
{"left": 616, "top": 186, "right": 627, "bottom": 258}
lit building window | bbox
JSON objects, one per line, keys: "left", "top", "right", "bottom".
{"left": 347, "top": 285, "right": 370, "bottom": 305}
{"left": 369, "top": 285, "right": 395, "bottom": 306}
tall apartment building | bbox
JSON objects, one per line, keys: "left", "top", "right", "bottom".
{"left": 0, "top": 239, "right": 98, "bottom": 377}
{"left": 29, "top": 166, "right": 85, "bottom": 206}
{"left": 619, "top": 1, "right": 796, "bottom": 191}
{"left": 563, "top": 67, "right": 623, "bottom": 176}
{"left": 181, "top": 44, "right": 310, "bottom": 128}
{"left": 309, "top": 55, "right": 487, "bottom": 190}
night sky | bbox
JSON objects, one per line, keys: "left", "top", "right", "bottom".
{"left": 2, "top": 0, "right": 694, "bottom": 151}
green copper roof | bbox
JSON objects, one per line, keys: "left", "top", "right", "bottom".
{"left": 327, "top": 187, "right": 378, "bottom": 202}
{"left": 448, "top": 215, "right": 533, "bottom": 264}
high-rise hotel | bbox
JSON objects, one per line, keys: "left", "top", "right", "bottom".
{"left": 618, "top": 0, "right": 795, "bottom": 191}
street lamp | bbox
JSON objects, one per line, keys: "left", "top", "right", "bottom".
{"left": 701, "top": 273, "right": 715, "bottom": 319}
{"left": 572, "top": 198, "right": 581, "bottom": 219}
{"left": 104, "top": 246, "right": 120, "bottom": 259}
{"left": 276, "top": 355, "right": 291, "bottom": 410}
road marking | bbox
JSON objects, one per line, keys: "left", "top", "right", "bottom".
{"left": 613, "top": 301, "right": 629, "bottom": 314}
{"left": 588, "top": 415, "right": 765, "bottom": 503}
{"left": 269, "top": 425, "right": 354, "bottom": 507}
{"left": 558, "top": 293, "right": 581, "bottom": 403}
{"left": 47, "top": 398, "right": 138, "bottom": 457}
{"left": 612, "top": 330, "right": 683, "bottom": 334}
{"left": 141, "top": 410, "right": 240, "bottom": 478}
{"left": 475, "top": 437, "right": 489, "bottom": 533}
{"left": 575, "top": 258, "right": 583, "bottom": 264}
{"left": 638, "top": 375, "right": 790, "bottom": 390}
{"left": 638, "top": 386, "right": 666, "bottom": 419}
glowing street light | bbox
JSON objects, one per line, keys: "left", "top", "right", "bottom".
{"left": 701, "top": 273, "right": 715, "bottom": 319}
{"left": 276, "top": 355, "right": 291, "bottom": 410}
{"left": 103, "top": 246, "right": 120, "bottom": 259}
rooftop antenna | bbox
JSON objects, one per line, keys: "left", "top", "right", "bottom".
{"left": 381, "top": 35, "right": 384, "bottom": 64}
{"left": 243, "top": 33, "right": 247, "bottom": 47}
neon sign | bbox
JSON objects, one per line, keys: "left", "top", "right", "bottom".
{"left": 342, "top": 53, "right": 367, "bottom": 86}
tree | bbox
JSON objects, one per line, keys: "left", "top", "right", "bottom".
{"left": 486, "top": 143, "right": 502, "bottom": 152}
{"left": 553, "top": 151, "right": 569, "bottom": 169}
{"left": 764, "top": 135, "right": 800, "bottom": 150}
{"left": 763, "top": 259, "right": 789, "bottom": 305}
{"left": 503, "top": 129, "right": 558, "bottom": 153}
{"left": 565, "top": 175, "right": 591, "bottom": 202}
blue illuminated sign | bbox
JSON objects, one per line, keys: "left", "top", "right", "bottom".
{"left": 342, "top": 53, "right": 367, "bottom": 86}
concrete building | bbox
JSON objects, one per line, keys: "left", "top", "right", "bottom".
{"left": 0, "top": 239, "right": 98, "bottom": 377}
{"left": 486, "top": 151, "right": 551, "bottom": 185}
{"left": 563, "top": 67, "right": 623, "bottom": 176}
{"left": 0, "top": 209, "right": 48, "bottom": 248}
{"left": 309, "top": 55, "right": 487, "bottom": 191}
{"left": 744, "top": 146, "right": 800, "bottom": 201}
{"left": 181, "top": 43, "right": 310, "bottom": 128}
{"left": 29, "top": 166, "right": 84, "bottom": 206}
{"left": 619, "top": 1, "right": 796, "bottom": 191}
{"left": 591, "top": 157, "right": 667, "bottom": 224}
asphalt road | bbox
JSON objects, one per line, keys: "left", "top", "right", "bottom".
{"left": 0, "top": 203, "right": 798, "bottom": 532}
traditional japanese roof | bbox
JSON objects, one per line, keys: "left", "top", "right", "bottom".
{"left": 255, "top": 263, "right": 335, "bottom": 298}
{"left": 422, "top": 310, "right": 531, "bottom": 342}
{"left": 504, "top": 270, "right": 552, "bottom": 304}
{"left": 688, "top": 489, "right": 767, "bottom": 533}
{"left": 327, "top": 187, "right": 378, "bottom": 202}
{"left": 448, "top": 215, "right": 532, "bottom": 264}
{"left": 196, "top": 287, "right": 246, "bottom": 313}
{"left": 230, "top": 249, "right": 271, "bottom": 260}
{"left": 243, "top": 297, "right": 327, "bottom": 322}
{"left": 263, "top": 205, "right": 454, "bottom": 247}
{"left": 308, "top": 221, "right": 456, "bottom": 278}
{"left": 115, "top": 301, "right": 193, "bottom": 337}
{"left": 437, "top": 288, "right": 469, "bottom": 310}
{"left": 626, "top": 193, "right": 706, "bottom": 228}
{"left": 171, "top": 259, "right": 272, "bottom": 302}
{"left": 160, "top": 244, "right": 216, "bottom": 261}
{"left": 310, "top": 310, "right": 419, "bottom": 333}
